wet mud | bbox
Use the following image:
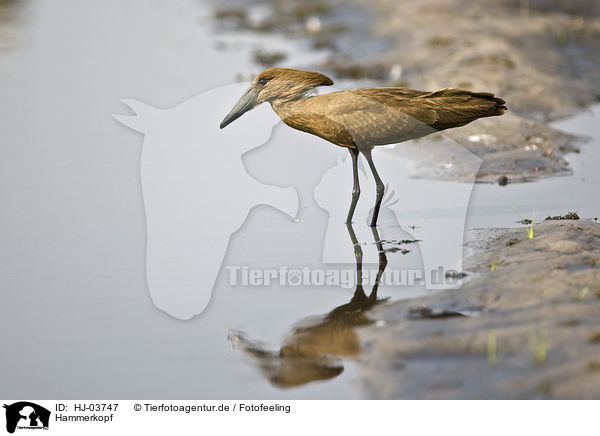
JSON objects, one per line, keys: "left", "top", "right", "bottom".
{"left": 359, "top": 219, "right": 600, "bottom": 399}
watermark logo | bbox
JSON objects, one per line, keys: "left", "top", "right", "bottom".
{"left": 3, "top": 402, "right": 50, "bottom": 434}
{"left": 227, "top": 265, "right": 463, "bottom": 288}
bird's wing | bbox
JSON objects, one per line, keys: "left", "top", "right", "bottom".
{"left": 319, "top": 89, "right": 439, "bottom": 146}
{"left": 279, "top": 87, "right": 505, "bottom": 148}
{"left": 350, "top": 87, "right": 430, "bottom": 100}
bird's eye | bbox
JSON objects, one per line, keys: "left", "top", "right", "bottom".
{"left": 258, "top": 78, "right": 269, "bottom": 86}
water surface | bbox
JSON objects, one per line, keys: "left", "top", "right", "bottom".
{"left": 1, "top": 0, "right": 598, "bottom": 399}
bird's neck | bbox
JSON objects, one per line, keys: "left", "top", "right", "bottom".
{"left": 270, "top": 97, "right": 311, "bottom": 121}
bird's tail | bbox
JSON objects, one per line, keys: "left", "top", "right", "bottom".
{"left": 424, "top": 88, "right": 507, "bottom": 130}
{"left": 469, "top": 91, "right": 507, "bottom": 116}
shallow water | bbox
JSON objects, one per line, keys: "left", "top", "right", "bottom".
{"left": 0, "top": 0, "right": 598, "bottom": 399}
{"left": 466, "top": 105, "right": 600, "bottom": 231}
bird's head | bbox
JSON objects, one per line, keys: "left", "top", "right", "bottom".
{"left": 220, "top": 67, "right": 333, "bottom": 129}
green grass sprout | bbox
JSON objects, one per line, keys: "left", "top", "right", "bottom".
{"left": 529, "top": 324, "right": 548, "bottom": 364}
{"left": 490, "top": 256, "right": 499, "bottom": 271}
{"left": 487, "top": 331, "right": 497, "bottom": 366}
{"left": 514, "top": 207, "right": 537, "bottom": 239}
{"left": 573, "top": 286, "right": 589, "bottom": 301}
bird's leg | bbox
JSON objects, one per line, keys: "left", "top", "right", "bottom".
{"left": 345, "top": 147, "right": 361, "bottom": 224}
{"left": 362, "top": 148, "right": 385, "bottom": 227}
{"left": 368, "top": 226, "right": 388, "bottom": 301}
{"left": 346, "top": 222, "right": 366, "bottom": 301}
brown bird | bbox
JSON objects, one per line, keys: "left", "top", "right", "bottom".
{"left": 220, "top": 67, "right": 506, "bottom": 226}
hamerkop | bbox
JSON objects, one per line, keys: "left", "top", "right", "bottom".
{"left": 220, "top": 67, "right": 507, "bottom": 226}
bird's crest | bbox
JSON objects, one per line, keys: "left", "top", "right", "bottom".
{"left": 256, "top": 67, "right": 333, "bottom": 87}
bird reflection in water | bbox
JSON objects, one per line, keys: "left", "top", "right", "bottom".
{"left": 229, "top": 223, "right": 388, "bottom": 388}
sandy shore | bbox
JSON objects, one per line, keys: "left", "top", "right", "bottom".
{"left": 359, "top": 219, "right": 600, "bottom": 399}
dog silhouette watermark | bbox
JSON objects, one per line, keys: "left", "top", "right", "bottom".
{"left": 3, "top": 402, "right": 50, "bottom": 434}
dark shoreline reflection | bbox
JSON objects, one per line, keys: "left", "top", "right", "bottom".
{"left": 229, "top": 223, "right": 388, "bottom": 388}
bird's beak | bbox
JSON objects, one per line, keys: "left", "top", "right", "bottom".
{"left": 220, "top": 86, "right": 260, "bottom": 129}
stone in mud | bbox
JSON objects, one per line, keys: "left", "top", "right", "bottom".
{"left": 252, "top": 49, "right": 287, "bottom": 67}
{"left": 545, "top": 211, "right": 580, "bottom": 220}
{"left": 407, "top": 306, "right": 465, "bottom": 320}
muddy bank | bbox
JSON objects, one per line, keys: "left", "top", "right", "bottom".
{"left": 350, "top": 0, "right": 599, "bottom": 182}
{"left": 211, "top": 0, "right": 598, "bottom": 182}
{"left": 358, "top": 219, "right": 600, "bottom": 399}
{"left": 361, "top": 0, "right": 600, "bottom": 120}
{"left": 388, "top": 112, "right": 583, "bottom": 183}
